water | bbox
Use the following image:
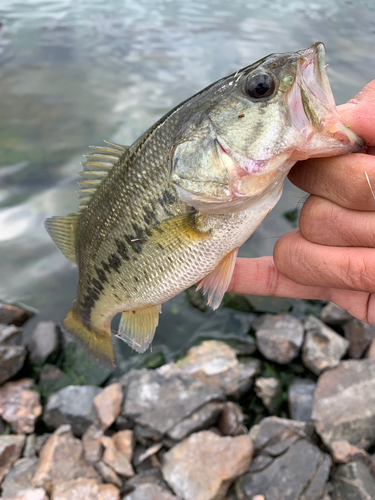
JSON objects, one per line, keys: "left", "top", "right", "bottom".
{"left": 1, "top": 0, "right": 374, "bottom": 366}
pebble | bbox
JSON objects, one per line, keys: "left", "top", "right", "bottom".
{"left": 0, "top": 345, "right": 27, "bottom": 385}
{"left": 1, "top": 488, "right": 48, "bottom": 500}
{"left": 93, "top": 383, "right": 123, "bottom": 430}
{"left": 288, "top": 378, "right": 316, "bottom": 422}
{"left": 0, "top": 303, "right": 33, "bottom": 326}
{"left": 0, "top": 324, "right": 22, "bottom": 346}
{"left": 302, "top": 315, "right": 349, "bottom": 375}
{"left": 343, "top": 319, "right": 375, "bottom": 359}
{"left": 50, "top": 478, "right": 120, "bottom": 500}
{"left": 218, "top": 402, "right": 246, "bottom": 436}
{"left": 331, "top": 462, "right": 375, "bottom": 499}
{"left": 1, "top": 457, "right": 38, "bottom": 496}
{"left": 82, "top": 425, "right": 104, "bottom": 464}
{"left": 93, "top": 460, "right": 122, "bottom": 488}
{"left": 26, "top": 321, "right": 60, "bottom": 364}
{"left": 331, "top": 440, "right": 372, "bottom": 467}
{"left": 320, "top": 302, "right": 353, "bottom": 324}
{"left": 0, "top": 434, "right": 26, "bottom": 482}
{"left": 254, "top": 377, "right": 281, "bottom": 414}
{"left": 123, "top": 483, "right": 179, "bottom": 500}
{"left": 101, "top": 435, "right": 134, "bottom": 478}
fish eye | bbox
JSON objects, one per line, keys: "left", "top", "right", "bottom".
{"left": 246, "top": 72, "right": 276, "bottom": 100}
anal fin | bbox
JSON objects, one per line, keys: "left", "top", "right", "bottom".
{"left": 116, "top": 305, "right": 162, "bottom": 353}
{"left": 196, "top": 248, "right": 238, "bottom": 310}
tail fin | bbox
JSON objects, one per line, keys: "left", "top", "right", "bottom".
{"left": 62, "top": 305, "right": 116, "bottom": 369}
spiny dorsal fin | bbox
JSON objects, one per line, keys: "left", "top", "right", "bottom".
{"left": 77, "top": 141, "right": 130, "bottom": 210}
{"left": 115, "top": 304, "right": 161, "bottom": 353}
{"left": 45, "top": 213, "right": 80, "bottom": 264}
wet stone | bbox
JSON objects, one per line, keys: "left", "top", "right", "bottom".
{"left": 32, "top": 425, "right": 99, "bottom": 493}
{"left": 43, "top": 385, "right": 101, "bottom": 437}
{"left": 288, "top": 378, "right": 316, "bottom": 421}
{"left": 255, "top": 314, "right": 304, "bottom": 364}
{"left": 302, "top": 315, "right": 349, "bottom": 375}
{"left": 168, "top": 402, "right": 222, "bottom": 441}
{"left": 175, "top": 341, "right": 260, "bottom": 397}
{"left": 0, "top": 303, "right": 33, "bottom": 326}
{"left": 26, "top": 321, "right": 60, "bottom": 364}
{"left": 331, "top": 462, "right": 375, "bottom": 500}
{"left": 0, "top": 324, "right": 22, "bottom": 346}
{"left": 122, "top": 366, "right": 224, "bottom": 439}
{"left": 162, "top": 430, "right": 253, "bottom": 500}
{"left": 343, "top": 319, "right": 375, "bottom": 359}
{"left": 0, "top": 379, "right": 42, "bottom": 434}
{"left": 1, "top": 457, "right": 38, "bottom": 496}
{"left": 0, "top": 345, "right": 27, "bottom": 385}
{"left": 321, "top": 302, "right": 353, "bottom": 325}
{"left": 218, "top": 402, "right": 246, "bottom": 436}
{"left": 254, "top": 377, "right": 281, "bottom": 414}
{"left": 93, "top": 382, "right": 123, "bottom": 430}
{"left": 312, "top": 360, "right": 375, "bottom": 450}
{"left": 123, "top": 483, "right": 179, "bottom": 500}
{"left": 0, "top": 434, "right": 26, "bottom": 482}
{"left": 1, "top": 488, "right": 48, "bottom": 500}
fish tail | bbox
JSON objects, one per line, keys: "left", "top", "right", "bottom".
{"left": 62, "top": 305, "right": 116, "bottom": 369}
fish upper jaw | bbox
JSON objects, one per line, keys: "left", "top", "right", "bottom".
{"left": 288, "top": 42, "right": 364, "bottom": 158}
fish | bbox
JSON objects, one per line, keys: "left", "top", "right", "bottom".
{"left": 45, "top": 42, "right": 363, "bottom": 368}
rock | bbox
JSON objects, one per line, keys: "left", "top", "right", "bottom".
{"left": 123, "top": 467, "right": 170, "bottom": 495}
{"left": 343, "top": 319, "right": 375, "bottom": 359}
{"left": 93, "top": 383, "right": 123, "bottom": 430}
{"left": 366, "top": 338, "right": 375, "bottom": 359}
{"left": 331, "top": 440, "right": 372, "bottom": 467}
{"left": 321, "top": 302, "right": 353, "bottom": 324}
{"left": 218, "top": 402, "right": 246, "bottom": 436}
{"left": 168, "top": 402, "right": 223, "bottom": 441}
{"left": 123, "top": 483, "right": 179, "bottom": 500}
{"left": 132, "top": 444, "right": 159, "bottom": 473}
{"left": 254, "top": 377, "right": 281, "bottom": 413}
{"left": 0, "top": 324, "right": 22, "bottom": 346}
{"left": 331, "top": 462, "right": 375, "bottom": 499}
{"left": 112, "top": 429, "right": 133, "bottom": 461}
{"left": 35, "top": 434, "right": 51, "bottom": 456}
{"left": 162, "top": 430, "right": 253, "bottom": 500}
{"left": 0, "top": 379, "right": 42, "bottom": 434}
{"left": 82, "top": 425, "right": 104, "bottom": 464}
{"left": 1, "top": 488, "right": 48, "bottom": 500}
{"left": 176, "top": 341, "right": 260, "bottom": 397}
{"left": 1, "top": 457, "right": 38, "bottom": 496}
{"left": 237, "top": 417, "right": 329, "bottom": 499}
{"left": 255, "top": 314, "right": 304, "bottom": 364}
{"left": 43, "top": 385, "right": 101, "bottom": 436}
{"left": 122, "top": 367, "right": 224, "bottom": 439}
{"left": 302, "top": 315, "right": 349, "bottom": 375}
{"left": 51, "top": 478, "right": 120, "bottom": 500}
{"left": 0, "top": 434, "right": 26, "bottom": 482}
{"left": 0, "top": 345, "right": 27, "bottom": 385}
{"left": 32, "top": 425, "right": 99, "bottom": 493}
{"left": 94, "top": 460, "right": 122, "bottom": 488}
{"left": 312, "top": 360, "right": 375, "bottom": 450}
{"left": 23, "top": 434, "right": 36, "bottom": 458}
{"left": 0, "top": 303, "right": 33, "bottom": 326}
{"left": 288, "top": 378, "right": 316, "bottom": 421}
{"left": 101, "top": 435, "right": 134, "bottom": 478}
{"left": 26, "top": 321, "right": 60, "bottom": 364}
{"left": 134, "top": 443, "right": 163, "bottom": 467}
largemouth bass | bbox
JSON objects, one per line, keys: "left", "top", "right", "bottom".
{"left": 46, "top": 42, "right": 363, "bottom": 368}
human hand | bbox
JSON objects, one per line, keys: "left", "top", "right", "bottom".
{"left": 228, "top": 79, "right": 375, "bottom": 323}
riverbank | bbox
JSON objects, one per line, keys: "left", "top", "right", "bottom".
{"left": 0, "top": 298, "right": 375, "bottom": 499}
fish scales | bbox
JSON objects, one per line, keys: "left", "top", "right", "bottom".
{"left": 45, "top": 43, "right": 363, "bottom": 367}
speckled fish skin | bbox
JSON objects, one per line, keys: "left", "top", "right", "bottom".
{"left": 46, "top": 42, "right": 363, "bottom": 368}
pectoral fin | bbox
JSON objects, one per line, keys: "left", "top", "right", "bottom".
{"left": 196, "top": 248, "right": 238, "bottom": 310}
{"left": 116, "top": 304, "right": 162, "bottom": 353}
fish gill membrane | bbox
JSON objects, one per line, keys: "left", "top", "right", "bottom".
{"left": 45, "top": 42, "right": 363, "bottom": 368}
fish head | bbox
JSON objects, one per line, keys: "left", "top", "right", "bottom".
{"left": 171, "top": 42, "right": 364, "bottom": 213}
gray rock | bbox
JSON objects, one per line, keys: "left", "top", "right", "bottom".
{"left": 0, "top": 345, "right": 27, "bottom": 385}
{"left": 288, "top": 378, "right": 316, "bottom": 421}
{"left": 302, "top": 315, "right": 349, "bottom": 375}
{"left": 82, "top": 425, "right": 103, "bottom": 464}
{"left": 23, "top": 434, "right": 36, "bottom": 458}
{"left": 123, "top": 468, "right": 170, "bottom": 496}
{"left": 175, "top": 340, "right": 260, "bottom": 397}
{"left": 236, "top": 434, "right": 331, "bottom": 500}
{"left": 26, "top": 321, "right": 60, "bottom": 364}
{"left": 162, "top": 430, "right": 253, "bottom": 500}
{"left": 1, "top": 457, "right": 38, "bottom": 496}
{"left": 255, "top": 314, "right": 304, "bottom": 364}
{"left": 0, "top": 303, "right": 33, "bottom": 326}
{"left": 331, "top": 462, "right": 375, "bottom": 500}
{"left": 122, "top": 367, "right": 224, "bottom": 439}
{"left": 343, "top": 319, "right": 375, "bottom": 359}
{"left": 0, "top": 324, "right": 22, "bottom": 346}
{"left": 168, "top": 402, "right": 222, "bottom": 441}
{"left": 321, "top": 302, "right": 353, "bottom": 325}
{"left": 35, "top": 434, "right": 51, "bottom": 455}
{"left": 312, "top": 360, "right": 375, "bottom": 450}
{"left": 218, "top": 402, "right": 246, "bottom": 436}
{"left": 254, "top": 377, "right": 281, "bottom": 413}
{"left": 94, "top": 460, "right": 122, "bottom": 488}
{"left": 0, "top": 434, "right": 26, "bottom": 482}
{"left": 1, "top": 488, "right": 48, "bottom": 500}
{"left": 123, "top": 483, "right": 179, "bottom": 500}
{"left": 43, "top": 385, "right": 101, "bottom": 437}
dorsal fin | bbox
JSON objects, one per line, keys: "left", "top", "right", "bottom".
{"left": 45, "top": 213, "right": 80, "bottom": 264}
{"left": 77, "top": 141, "right": 130, "bottom": 210}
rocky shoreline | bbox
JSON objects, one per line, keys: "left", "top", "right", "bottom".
{"left": 0, "top": 300, "right": 375, "bottom": 499}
